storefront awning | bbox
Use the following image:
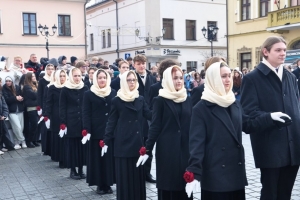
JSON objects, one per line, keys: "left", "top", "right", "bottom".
{"left": 266, "top": 22, "right": 300, "bottom": 32}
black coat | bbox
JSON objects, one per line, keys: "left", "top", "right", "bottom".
{"left": 0, "top": 96, "right": 9, "bottom": 118}
{"left": 37, "top": 78, "right": 50, "bottom": 109}
{"left": 292, "top": 67, "right": 300, "bottom": 94}
{"left": 23, "top": 85, "right": 38, "bottom": 107}
{"left": 136, "top": 70, "right": 156, "bottom": 105}
{"left": 187, "top": 100, "right": 249, "bottom": 192}
{"left": 146, "top": 96, "right": 192, "bottom": 191}
{"left": 84, "top": 75, "right": 92, "bottom": 89}
{"left": 25, "top": 60, "right": 43, "bottom": 80}
{"left": 148, "top": 81, "right": 162, "bottom": 110}
{"left": 191, "top": 84, "right": 204, "bottom": 107}
{"left": 240, "top": 63, "right": 300, "bottom": 168}
{"left": 2, "top": 84, "right": 24, "bottom": 113}
{"left": 110, "top": 76, "right": 120, "bottom": 92}
{"left": 59, "top": 86, "right": 88, "bottom": 138}
{"left": 45, "top": 85, "right": 62, "bottom": 132}
{"left": 104, "top": 96, "right": 152, "bottom": 157}
{"left": 82, "top": 89, "right": 116, "bottom": 140}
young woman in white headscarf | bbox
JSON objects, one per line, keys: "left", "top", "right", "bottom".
{"left": 59, "top": 67, "right": 88, "bottom": 179}
{"left": 100, "top": 70, "right": 152, "bottom": 200}
{"left": 82, "top": 69, "right": 116, "bottom": 195}
{"left": 184, "top": 62, "right": 273, "bottom": 199}
{"left": 137, "top": 65, "right": 192, "bottom": 200}
{"left": 40, "top": 70, "right": 56, "bottom": 156}
{"left": 45, "top": 70, "right": 68, "bottom": 168}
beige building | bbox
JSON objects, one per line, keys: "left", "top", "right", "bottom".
{"left": 227, "top": 0, "right": 300, "bottom": 70}
{"left": 0, "top": 0, "right": 88, "bottom": 65}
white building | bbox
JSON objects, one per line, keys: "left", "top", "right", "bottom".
{"left": 86, "top": 0, "right": 227, "bottom": 72}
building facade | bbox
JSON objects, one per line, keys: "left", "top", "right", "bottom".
{"left": 227, "top": 0, "right": 300, "bottom": 70}
{"left": 0, "top": 0, "right": 88, "bottom": 65}
{"left": 86, "top": 0, "right": 227, "bottom": 72}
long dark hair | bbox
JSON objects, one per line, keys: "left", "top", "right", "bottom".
{"left": 24, "top": 72, "right": 38, "bottom": 92}
{"left": 233, "top": 72, "right": 242, "bottom": 88}
{"left": 5, "top": 77, "right": 17, "bottom": 96}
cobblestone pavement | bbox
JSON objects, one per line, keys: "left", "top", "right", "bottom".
{"left": 1, "top": 134, "right": 300, "bottom": 200}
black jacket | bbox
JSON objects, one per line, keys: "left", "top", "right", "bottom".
{"left": 83, "top": 75, "right": 92, "bottom": 89}
{"left": 23, "top": 85, "right": 38, "bottom": 107}
{"left": 191, "top": 84, "right": 204, "bottom": 107}
{"left": 240, "top": 63, "right": 300, "bottom": 168}
{"left": 148, "top": 81, "right": 162, "bottom": 110}
{"left": 82, "top": 89, "right": 116, "bottom": 139}
{"left": 2, "top": 84, "right": 24, "bottom": 113}
{"left": 25, "top": 60, "right": 43, "bottom": 79}
{"left": 146, "top": 96, "right": 192, "bottom": 191}
{"left": 136, "top": 70, "right": 156, "bottom": 105}
{"left": 104, "top": 96, "right": 152, "bottom": 157}
{"left": 187, "top": 100, "right": 248, "bottom": 192}
{"left": 59, "top": 86, "right": 88, "bottom": 138}
{"left": 37, "top": 78, "right": 50, "bottom": 109}
{"left": 45, "top": 85, "right": 62, "bottom": 132}
{"left": 110, "top": 76, "right": 120, "bottom": 92}
{"left": 0, "top": 96, "right": 9, "bottom": 118}
{"left": 292, "top": 67, "right": 300, "bottom": 94}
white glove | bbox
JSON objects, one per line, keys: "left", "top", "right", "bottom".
{"left": 185, "top": 180, "right": 200, "bottom": 198}
{"left": 38, "top": 116, "right": 44, "bottom": 124}
{"left": 270, "top": 112, "right": 291, "bottom": 123}
{"left": 37, "top": 108, "right": 42, "bottom": 116}
{"left": 59, "top": 125, "right": 67, "bottom": 138}
{"left": 136, "top": 154, "right": 149, "bottom": 167}
{"left": 81, "top": 133, "right": 91, "bottom": 144}
{"left": 45, "top": 118, "right": 50, "bottom": 129}
{"left": 101, "top": 145, "right": 108, "bottom": 157}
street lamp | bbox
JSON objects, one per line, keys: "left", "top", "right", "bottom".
{"left": 156, "top": 27, "right": 166, "bottom": 42}
{"left": 38, "top": 24, "right": 57, "bottom": 59}
{"left": 202, "top": 25, "right": 219, "bottom": 57}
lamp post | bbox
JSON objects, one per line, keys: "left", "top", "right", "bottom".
{"left": 201, "top": 25, "right": 219, "bottom": 57}
{"left": 38, "top": 24, "right": 57, "bottom": 59}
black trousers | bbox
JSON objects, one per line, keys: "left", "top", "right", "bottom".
{"left": 144, "top": 136, "right": 153, "bottom": 175}
{"left": 27, "top": 110, "right": 38, "bottom": 143}
{"left": 260, "top": 165, "right": 299, "bottom": 200}
{"left": 0, "top": 121, "right": 14, "bottom": 149}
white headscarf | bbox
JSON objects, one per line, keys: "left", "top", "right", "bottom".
{"left": 158, "top": 65, "right": 187, "bottom": 103}
{"left": 90, "top": 69, "right": 112, "bottom": 98}
{"left": 43, "top": 64, "right": 54, "bottom": 82}
{"left": 64, "top": 67, "right": 84, "bottom": 89}
{"left": 53, "top": 70, "right": 68, "bottom": 88}
{"left": 201, "top": 62, "right": 235, "bottom": 108}
{"left": 47, "top": 71, "right": 56, "bottom": 87}
{"left": 117, "top": 70, "right": 139, "bottom": 102}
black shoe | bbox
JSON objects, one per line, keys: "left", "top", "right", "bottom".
{"left": 79, "top": 173, "right": 86, "bottom": 179}
{"left": 26, "top": 142, "right": 35, "bottom": 148}
{"left": 32, "top": 142, "right": 40, "bottom": 147}
{"left": 96, "top": 186, "right": 106, "bottom": 195}
{"left": 70, "top": 170, "right": 81, "bottom": 180}
{"left": 146, "top": 174, "right": 156, "bottom": 183}
{"left": 105, "top": 187, "right": 113, "bottom": 194}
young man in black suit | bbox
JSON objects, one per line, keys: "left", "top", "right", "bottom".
{"left": 241, "top": 36, "right": 300, "bottom": 200}
{"left": 133, "top": 55, "right": 156, "bottom": 183}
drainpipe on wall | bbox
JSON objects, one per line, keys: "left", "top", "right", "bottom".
{"left": 113, "top": 0, "right": 120, "bottom": 58}
{"left": 84, "top": 0, "right": 89, "bottom": 59}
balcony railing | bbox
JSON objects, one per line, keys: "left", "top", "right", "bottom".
{"left": 268, "top": 6, "right": 300, "bottom": 27}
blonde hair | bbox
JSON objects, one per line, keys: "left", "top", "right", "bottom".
{"left": 14, "top": 56, "right": 22, "bottom": 62}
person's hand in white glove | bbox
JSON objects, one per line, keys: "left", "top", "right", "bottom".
{"left": 270, "top": 112, "right": 291, "bottom": 123}
{"left": 99, "top": 140, "right": 108, "bottom": 156}
{"left": 136, "top": 147, "right": 149, "bottom": 167}
{"left": 184, "top": 171, "right": 200, "bottom": 198}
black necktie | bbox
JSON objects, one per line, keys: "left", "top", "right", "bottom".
{"left": 275, "top": 68, "right": 279, "bottom": 73}
{"left": 140, "top": 75, "right": 144, "bottom": 79}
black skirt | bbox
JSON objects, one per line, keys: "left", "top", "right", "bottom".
{"left": 201, "top": 189, "right": 245, "bottom": 200}
{"left": 158, "top": 189, "right": 192, "bottom": 200}
{"left": 50, "top": 130, "right": 64, "bottom": 162}
{"left": 86, "top": 139, "right": 114, "bottom": 187}
{"left": 41, "top": 124, "right": 51, "bottom": 156}
{"left": 63, "top": 137, "right": 87, "bottom": 168}
{"left": 115, "top": 157, "right": 146, "bottom": 200}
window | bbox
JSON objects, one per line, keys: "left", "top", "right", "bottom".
{"left": 58, "top": 15, "right": 71, "bottom": 36}
{"left": 102, "top": 30, "right": 106, "bottom": 48}
{"left": 23, "top": 13, "right": 37, "bottom": 35}
{"left": 241, "top": 0, "right": 251, "bottom": 20}
{"left": 186, "top": 20, "right": 196, "bottom": 40}
{"left": 241, "top": 53, "right": 252, "bottom": 69}
{"left": 90, "top": 34, "right": 94, "bottom": 51}
{"left": 260, "top": 0, "right": 270, "bottom": 17}
{"left": 187, "top": 61, "right": 197, "bottom": 73}
{"left": 207, "top": 21, "right": 217, "bottom": 41}
{"left": 107, "top": 29, "right": 111, "bottom": 47}
{"left": 290, "top": 0, "right": 300, "bottom": 6}
{"left": 163, "top": 19, "right": 174, "bottom": 39}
